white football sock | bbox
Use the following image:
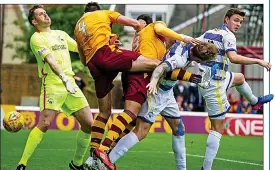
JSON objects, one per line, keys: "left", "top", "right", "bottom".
{"left": 235, "top": 81, "right": 258, "bottom": 105}
{"left": 202, "top": 130, "right": 222, "bottom": 170}
{"left": 109, "top": 131, "right": 139, "bottom": 163}
{"left": 172, "top": 135, "right": 187, "bottom": 170}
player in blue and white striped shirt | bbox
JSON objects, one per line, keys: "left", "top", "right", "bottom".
{"left": 170, "top": 8, "right": 273, "bottom": 170}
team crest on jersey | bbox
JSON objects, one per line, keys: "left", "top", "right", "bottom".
{"left": 58, "top": 35, "right": 64, "bottom": 41}
{"left": 38, "top": 48, "right": 46, "bottom": 56}
{"left": 47, "top": 98, "right": 54, "bottom": 104}
{"left": 148, "top": 112, "right": 153, "bottom": 118}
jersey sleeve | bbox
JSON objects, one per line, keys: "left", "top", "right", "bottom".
{"left": 30, "top": 34, "right": 51, "bottom": 61}
{"left": 223, "top": 33, "right": 237, "bottom": 53}
{"left": 163, "top": 54, "right": 188, "bottom": 71}
{"left": 62, "top": 31, "right": 77, "bottom": 52}
{"left": 154, "top": 21, "right": 167, "bottom": 27}
{"left": 107, "top": 10, "right": 121, "bottom": 23}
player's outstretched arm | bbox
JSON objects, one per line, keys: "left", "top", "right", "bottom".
{"left": 227, "top": 51, "right": 272, "bottom": 71}
{"left": 146, "top": 62, "right": 170, "bottom": 94}
{"left": 116, "top": 15, "right": 141, "bottom": 31}
{"left": 154, "top": 22, "right": 200, "bottom": 45}
{"left": 45, "top": 54, "right": 77, "bottom": 94}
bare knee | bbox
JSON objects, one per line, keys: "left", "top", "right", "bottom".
{"left": 37, "top": 109, "right": 56, "bottom": 132}
{"left": 131, "top": 56, "right": 160, "bottom": 72}
{"left": 37, "top": 119, "right": 52, "bottom": 132}
{"left": 133, "top": 119, "right": 151, "bottom": 141}
{"left": 75, "top": 107, "right": 94, "bottom": 133}
{"left": 210, "top": 121, "right": 224, "bottom": 135}
{"left": 233, "top": 73, "right": 245, "bottom": 86}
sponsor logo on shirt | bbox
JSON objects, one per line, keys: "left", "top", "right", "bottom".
{"left": 51, "top": 44, "right": 67, "bottom": 51}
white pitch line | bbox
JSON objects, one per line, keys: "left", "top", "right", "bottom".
{"left": 17, "top": 148, "right": 263, "bottom": 167}
{"left": 128, "top": 150, "right": 263, "bottom": 167}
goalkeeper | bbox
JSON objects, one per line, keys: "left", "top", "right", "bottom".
{"left": 16, "top": 5, "right": 94, "bottom": 170}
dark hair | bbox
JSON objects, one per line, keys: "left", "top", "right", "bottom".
{"left": 137, "top": 14, "right": 153, "bottom": 25}
{"left": 225, "top": 8, "right": 246, "bottom": 19}
{"left": 191, "top": 42, "right": 218, "bottom": 61}
{"left": 84, "top": 2, "right": 101, "bottom": 13}
{"left": 28, "top": 5, "right": 45, "bottom": 26}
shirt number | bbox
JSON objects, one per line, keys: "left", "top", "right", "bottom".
{"left": 78, "top": 21, "right": 87, "bottom": 36}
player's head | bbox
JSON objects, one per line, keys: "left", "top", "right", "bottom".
{"left": 224, "top": 8, "right": 246, "bottom": 33}
{"left": 28, "top": 5, "right": 51, "bottom": 28}
{"left": 191, "top": 42, "right": 218, "bottom": 62}
{"left": 137, "top": 14, "right": 153, "bottom": 29}
{"left": 84, "top": 2, "right": 101, "bottom": 13}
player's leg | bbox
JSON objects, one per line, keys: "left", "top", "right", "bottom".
{"left": 98, "top": 100, "right": 140, "bottom": 150}
{"left": 16, "top": 109, "right": 57, "bottom": 169}
{"left": 108, "top": 98, "right": 156, "bottom": 165}
{"left": 130, "top": 55, "right": 160, "bottom": 72}
{"left": 233, "top": 72, "right": 273, "bottom": 110}
{"left": 16, "top": 84, "right": 66, "bottom": 169}
{"left": 199, "top": 72, "right": 232, "bottom": 170}
{"left": 95, "top": 73, "right": 148, "bottom": 170}
{"left": 162, "top": 98, "right": 186, "bottom": 170}
{"left": 165, "top": 118, "right": 186, "bottom": 170}
{"left": 85, "top": 62, "right": 118, "bottom": 169}
{"left": 70, "top": 106, "right": 94, "bottom": 170}
{"left": 202, "top": 118, "right": 224, "bottom": 170}
{"left": 110, "top": 120, "right": 136, "bottom": 149}
{"left": 91, "top": 93, "right": 112, "bottom": 150}
{"left": 92, "top": 45, "right": 159, "bottom": 73}
{"left": 108, "top": 118, "right": 152, "bottom": 165}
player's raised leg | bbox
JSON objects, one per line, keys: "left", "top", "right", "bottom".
{"left": 233, "top": 73, "right": 274, "bottom": 110}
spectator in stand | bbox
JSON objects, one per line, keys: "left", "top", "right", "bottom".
{"left": 187, "top": 83, "right": 204, "bottom": 112}
{"left": 175, "top": 95, "right": 184, "bottom": 111}
{"left": 173, "top": 81, "right": 188, "bottom": 103}
{"left": 236, "top": 98, "right": 256, "bottom": 114}
{"left": 228, "top": 93, "right": 241, "bottom": 113}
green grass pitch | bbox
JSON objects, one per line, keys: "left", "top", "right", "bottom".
{"left": 1, "top": 130, "right": 263, "bottom": 170}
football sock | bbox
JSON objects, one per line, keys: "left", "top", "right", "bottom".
{"left": 202, "top": 130, "right": 222, "bottom": 170}
{"left": 90, "top": 115, "right": 108, "bottom": 149}
{"left": 99, "top": 110, "right": 136, "bottom": 151}
{"left": 235, "top": 81, "right": 258, "bottom": 105}
{"left": 109, "top": 131, "right": 139, "bottom": 163}
{"left": 172, "top": 135, "right": 187, "bottom": 170}
{"left": 166, "top": 69, "right": 192, "bottom": 82}
{"left": 73, "top": 130, "right": 91, "bottom": 166}
{"left": 18, "top": 127, "right": 44, "bottom": 166}
{"left": 110, "top": 120, "right": 136, "bottom": 149}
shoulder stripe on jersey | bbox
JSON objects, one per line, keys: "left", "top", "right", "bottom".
{"left": 203, "top": 33, "right": 223, "bottom": 43}
{"left": 169, "top": 42, "right": 181, "bottom": 55}
{"left": 164, "top": 61, "right": 173, "bottom": 71}
{"left": 218, "top": 24, "right": 228, "bottom": 31}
